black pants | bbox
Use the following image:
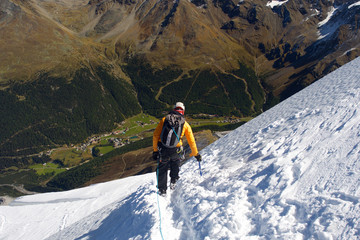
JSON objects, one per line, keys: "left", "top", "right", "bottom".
{"left": 157, "top": 149, "right": 181, "bottom": 191}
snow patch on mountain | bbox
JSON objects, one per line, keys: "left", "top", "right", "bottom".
{"left": 266, "top": 0, "right": 288, "bottom": 8}
{"left": 317, "top": 2, "right": 360, "bottom": 40}
{"left": 349, "top": 1, "right": 360, "bottom": 9}
{"left": 318, "top": 6, "right": 337, "bottom": 27}
{"left": 318, "top": 6, "right": 344, "bottom": 40}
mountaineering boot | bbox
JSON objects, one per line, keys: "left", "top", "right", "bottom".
{"left": 170, "top": 178, "right": 178, "bottom": 190}
{"left": 159, "top": 189, "right": 167, "bottom": 197}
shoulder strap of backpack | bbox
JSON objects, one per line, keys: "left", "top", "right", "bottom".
{"left": 170, "top": 124, "right": 181, "bottom": 142}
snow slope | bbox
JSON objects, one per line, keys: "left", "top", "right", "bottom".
{"left": 1, "top": 57, "right": 360, "bottom": 239}
{"left": 317, "top": 2, "right": 360, "bottom": 40}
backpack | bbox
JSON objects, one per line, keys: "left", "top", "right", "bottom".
{"left": 160, "top": 112, "right": 185, "bottom": 148}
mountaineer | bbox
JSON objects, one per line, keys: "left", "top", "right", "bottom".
{"left": 153, "top": 102, "right": 202, "bottom": 196}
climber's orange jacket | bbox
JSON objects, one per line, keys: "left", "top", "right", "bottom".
{"left": 153, "top": 116, "right": 199, "bottom": 157}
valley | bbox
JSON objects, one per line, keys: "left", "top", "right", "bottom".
{"left": 0, "top": 113, "right": 249, "bottom": 200}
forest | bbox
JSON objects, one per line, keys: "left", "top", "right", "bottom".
{"left": 1, "top": 59, "right": 274, "bottom": 172}
{"left": 0, "top": 67, "right": 141, "bottom": 166}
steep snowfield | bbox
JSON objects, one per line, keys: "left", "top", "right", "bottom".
{"left": 1, "top": 57, "right": 360, "bottom": 239}
{"left": 317, "top": 2, "right": 360, "bottom": 40}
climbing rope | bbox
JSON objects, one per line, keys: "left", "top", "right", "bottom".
{"left": 156, "top": 160, "right": 165, "bottom": 240}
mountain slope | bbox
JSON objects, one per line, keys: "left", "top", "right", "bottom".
{"left": 0, "top": 0, "right": 101, "bottom": 81}
{"left": 1, "top": 57, "right": 359, "bottom": 239}
{"left": 2, "top": 0, "right": 359, "bottom": 85}
{"left": 1, "top": 0, "right": 359, "bottom": 187}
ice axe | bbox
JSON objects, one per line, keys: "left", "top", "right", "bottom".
{"left": 195, "top": 154, "right": 202, "bottom": 176}
{"left": 198, "top": 161, "right": 202, "bottom": 176}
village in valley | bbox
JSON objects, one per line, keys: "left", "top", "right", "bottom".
{"left": 77, "top": 129, "right": 129, "bottom": 153}
{"left": 0, "top": 113, "right": 250, "bottom": 200}
{"left": 71, "top": 114, "right": 245, "bottom": 155}
{"left": 75, "top": 117, "right": 158, "bottom": 157}
{"left": 50, "top": 114, "right": 249, "bottom": 161}
{"left": 31, "top": 113, "right": 250, "bottom": 173}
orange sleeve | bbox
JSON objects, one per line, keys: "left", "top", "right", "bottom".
{"left": 153, "top": 117, "right": 165, "bottom": 152}
{"left": 183, "top": 121, "right": 198, "bottom": 157}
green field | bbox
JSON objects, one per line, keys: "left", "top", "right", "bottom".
{"left": 50, "top": 148, "right": 92, "bottom": 167}
{"left": 116, "top": 114, "right": 159, "bottom": 137}
{"left": 29, "top": 163, "right": 66, "bottom": 175}
{"left": 98, "top": 146, "right": 114, "bottom": 155}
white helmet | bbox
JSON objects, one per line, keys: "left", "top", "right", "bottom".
{"left": 174, "top": 102, "right": 185, "bottom": 110}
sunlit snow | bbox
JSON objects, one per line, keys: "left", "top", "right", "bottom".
{"left": 318, "top": 6, "right": 338, "bottom": 27}
{"left": 317, "top": 6, "right": 339, "bottom": 40}
{"left": 266, "top": 0, "right": 288, "bottom": 8}
{"left": 349, "top": 1, "right": 360, "bottom": 9}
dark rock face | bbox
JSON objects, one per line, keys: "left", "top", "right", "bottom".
{"left": 246, "top": 6, "right": 257, "bottom": 24}
{"left": 191, "top": 0, "right": 207, "bottom": 7}
{"left": 161, "top": 0, "right": 179, "bottom": 28}
{"left": 212, "top": 0, "right": 236, "bottom": 16}
{"left": 272, "top": 5, "right": 291, "bottom": 27}
{"left": 221, "top": 20, "right": 236, "bottom": 30}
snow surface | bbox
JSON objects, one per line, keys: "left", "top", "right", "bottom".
{"left": 317, "top": 2, "right": 359, "bottom": 40}
{"left": 349, "top": 1, "right": 360, "bottom": 9}
{"left": 317, "top": 6, "right": 339, "bottom": 40}
{"left": 1, "top": 57, "right": 360, "bottom": 239}
{"left": 266, "top": 0, "right": 288, "bottom": 8}
{"left": 318, "top": 6, "right": 337, "bottom": 27}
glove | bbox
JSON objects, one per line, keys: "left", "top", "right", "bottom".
{"left": 153, "top": 151, "right": 159, "bottom": 161}
{"left": 195, "top": 154, "right": 202, "bottom": 162}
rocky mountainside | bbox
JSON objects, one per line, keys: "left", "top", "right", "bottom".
{"left": 0, "top": 0, "right": 359, "bottom": 159}
{"left": 2, "top": 0, "right": 359, "bottom": 85}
